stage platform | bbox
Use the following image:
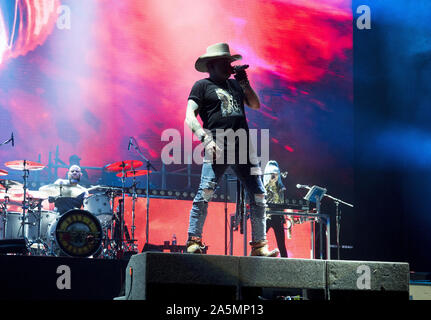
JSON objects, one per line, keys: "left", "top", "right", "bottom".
{"left": 115, "top": 252, "right": 410, "bottom": 301}
{"left": 0, "top": 253, "right": 410, "bottom": 301}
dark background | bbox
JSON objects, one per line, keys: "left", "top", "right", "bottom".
{"left": 351, "top": 0, "right": 431, "bottom": 272}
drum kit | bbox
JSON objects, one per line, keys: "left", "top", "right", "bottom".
{"left": 0, "top": 159, "right": 151, "bottom": 259}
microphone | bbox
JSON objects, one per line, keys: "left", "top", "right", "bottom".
{"left": 233, "top": 64, "right": 249, "bottom": 74}
{"left": 3, "top": 132, "right": 14, "bottom": 146}
{"left": 296, "top": 184, "right": 311, "bottom": 190}
{"left": 128, "top": 137, "right": 133, "bottom": 150}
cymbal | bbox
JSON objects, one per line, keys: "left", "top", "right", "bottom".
{"left": 116, "top": 170, "right": 152, "bottom": 178}
{"left": 0, "top": 179, "right": 23, "bottom": 190}
{"left": 25, "top": 190, "right": 49, "bottom": 200}
{"left": 39, "top": 183, "right": 87, "bottom": 197}
{"left": 105, "top": 160, "right": 143, "bottom": 172}
{"left": 87, "top": 185, "right": 123, "bottom": 193}
{"left": 38, "top": 183, "right": 66, "bottom": 197}
{"left": 5, "top": 160, "right": 45, "bottom": 171}
{"left": 0, "top": 169, "right": 8, "bottom": 176}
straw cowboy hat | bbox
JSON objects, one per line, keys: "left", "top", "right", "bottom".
{"left": 195, "top": 43, "right": 242, "bottom": 72}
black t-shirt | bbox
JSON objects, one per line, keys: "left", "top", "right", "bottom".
{"left": 188, "top": 78, "right": 249, "bottom": 136}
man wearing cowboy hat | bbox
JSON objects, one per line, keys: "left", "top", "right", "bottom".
{"left": 185, "top": 43, "right": 279, "bottom": 257}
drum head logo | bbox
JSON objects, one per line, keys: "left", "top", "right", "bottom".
{"left": 55, "top": 210, "right": 101, "bottom": 257}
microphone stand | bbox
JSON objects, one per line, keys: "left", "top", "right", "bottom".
{"left": 321, "top": 192, "right": 353, "bottom": 260}
{"left": 129, "top": 174, "right": 139, "bottom": 252}
{"left": 21, "top": 161, "right": 29, "bottom": 238}
{"left": 0, "top": 133, "right": 14, "bottom": 147}
{"left": 128, "top": 138, "right": 157, "bottom": 247}
{"left": 297, "top": 184, "right": 353, "bottom": 260}
{"left": 0, "top": 198, "right": 8, "bottom": 239}
{"left": 224, "top": 173, "right": 228, "bottom": 256}
{"left": 120, "top": 164, "right": 127, "bottom": 253}
{"left": 223, "top": 173, "right": 237, "bottom": 255}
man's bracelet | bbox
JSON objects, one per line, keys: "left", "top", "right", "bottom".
{"left": 200, "top": 135, "right": 213, "bottom": 146}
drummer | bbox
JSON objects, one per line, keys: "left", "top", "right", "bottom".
{"left": 40, "top": 165, "right": 89, "bottom": 214}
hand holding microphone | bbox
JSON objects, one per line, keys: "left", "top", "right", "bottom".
{"left": 233, "top": 64, "right": 250, "bottom": 87}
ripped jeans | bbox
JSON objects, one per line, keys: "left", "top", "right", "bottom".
{"left": 188, "top": 161, "right": 267, "bottom": 242}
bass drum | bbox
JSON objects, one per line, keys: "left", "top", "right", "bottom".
{"left": 47, "top": 209, "right": 102, "bottom": 257}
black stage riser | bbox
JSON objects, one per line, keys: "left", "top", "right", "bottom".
{"left": 117, "top": 252, "right": 410, "bottom": 301}
{"left": 0, "top": 255, "right": 127, "bottom": 300}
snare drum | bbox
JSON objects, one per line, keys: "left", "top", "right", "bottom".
{"left": 47, "top": 209, "right": 102, "bottom": 257}
{"left": 83, "top": 194, "right": 112, "bottom": 225}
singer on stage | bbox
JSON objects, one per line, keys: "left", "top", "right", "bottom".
{"left": 184, "top": 42, "right": 279, "bottom": 257}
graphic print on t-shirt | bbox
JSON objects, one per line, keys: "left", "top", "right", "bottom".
{"left": 215, "top": 88, "right": 243, "bottom": 117}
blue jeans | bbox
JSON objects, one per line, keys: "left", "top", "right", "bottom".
{"left": 188, "top": 161, "right": 267, "bottom": 242}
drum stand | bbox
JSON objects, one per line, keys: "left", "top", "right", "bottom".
{"left": 15, "top": 163, "right": 38, "bottom": 254}
{"left": 87, "top": 187, "right": 117, "bottom": 259}
{"left": 0, "top": 200, "right": 8, "bottom": 239}
{"left": 99, "top": 223, "right": 114, "bottom": 259}
{"left": 20, "top": 167, "right": 49, "bottom": 255}
{"left": 3, "top": 160, "right": 46, "bottom": 255}
{"left": 27, "top": 200, "right": 50, "bottom": 256}
{"left": 20, "top": 165, "right": 30, "bottom": 239}
{"left": 117, "top": 171, "right": 139, "bottom": 254}
{"left": 104, "top": 164, "right": 134, "bottom": 259}
{"left": 129, "top": 173, "right": 138, "bottom": 252}
{"left": 119, "top": 165, "right": 128, "bottom": 254}
{"left": 100, "top": 191, "right": 114, "bottom": 259}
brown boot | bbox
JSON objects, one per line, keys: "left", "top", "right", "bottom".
{"left": 186, "top": 236, "right": 206, "bottom": 254}
{"left": 249, "top": 240, "right": 279, "bottom": 257}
